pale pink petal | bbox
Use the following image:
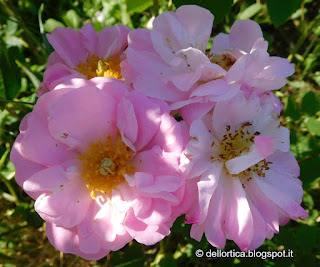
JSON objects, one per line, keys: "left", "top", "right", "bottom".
{"left": 199, "top": 63, "right": 226, "bottom": 82}
{"left": 246, "top": 179, "right": 280, "bottom": 233}
{"left": 46, "top": 51, "right": 65, "bottom": 68}
{"left": 128, "top": 91, "right": 162, "bottom": 150}
{"left": 256, "top": 176, "right": 309, "bottom": 220}
{"left": 19, "top": 106, "right": 76, "bottom": 166}
{"left": 152, "top": 11, "right": 189, "bottom": 55}
{"left": 134, "top": 172, "right": 182, "bottom": 194}
{"left": 190, "top": 223, "right": 205, "bottom": 241}
{"left": 133, "top": 198, "right": 171, "bottom": 225}
{"left": 47, "top": 27, "right": 88, "bottom": 68}
{"left": 263, "top": 170, "right": 304, "bottom": 203}
{"left": 190, "top": 78, "right": 238, "bottom": 101}
{"left": 35, "top": 181, "right": 91, "bottom": 228}
{"left": 127, "top": 28, "right": 154, "bottom": 52}
{"left": 79, "top": 23, "right": 98, "bottom": 54}
{"left": 246, "top": 197, "right": 268, "bottom": 250}
{"left": 147, "top": 113, "right": 185, "bottom": 153}
{"left": 46, "top": 223, "right": 79, "bottom": 254}
{"left": 132, "top": 146, "right": 180, "bottom": 176}
{"left": 175, "top": 5, "right": 214, "bottom": 51}
{"left": 211, "top": 33, "right": 231, "bottom": 55}
{"left": 166, "top": 70, "right": 202, "bottom": 92}
{"left": 124, "top": 208, "right": 170, "bottom": 245}
{"left": 224, "top": 177, "right": 253, "bottom": 251}
{"left": 267, "top": 151, "right": 300, "bottom": 178}
{"left": 204, "top": 182, "right": 226, "bottom": 249}
{"left": 180, "top": 101, "right": 215, "bottom": 125}
{"left": 212, "top": 92, "right": 260, "bottom": 139}
{"left": 48, "top": 86, "right": 118, "bottom": 149}
{"left": 229, "top": 20, "right": 263, "bottom": 53}
{"left": 225, "top": 144, "right": 265, "bottom": 174}
{"left": 43, "top": 63, "right": 81, "bottom": 91}
{"left": 117, "top": 96, "right": 138, "bottom": 147}
{"left": 46, "top": 223, "right": 110, "bottom": 260}
{"left": 23, "top": 164, "right": 70, "bottom": 193}
{"left": 97, "top": 24, "right": 129, "bottom": 58}
{"left": 10, "top": 133, "right": 45, "bottom": 190}
{"left": 79, "top": 233, "right": 101, "bottom": 254}
{"left": 197, "top": 162, "right": 223, "bottom": 224}
{"left": 126, "top": 48, "right": 187, "bottom": 101}
{"left": 254, "top": 136, "right": 277, "bottom": 158}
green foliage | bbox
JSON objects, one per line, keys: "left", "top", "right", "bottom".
{"left": 266, "top": 0, "right": 303, "bottom": 26}
{"left": 62, "top": 9, "right": 81, "bottom": 29}
{"left": 126, "top": 0, "right": 153, "bottom": 14}
{"left": 43, "top": 18, "right": 65, "bottom": 32}
{"left": 237, "top": 3, "right": 263, "bottom": 20}
{"left": 0, "top": 45, "right": 21, "bottom": 100}
{"left": 0, "top": 0, "right": 319, "bottom": 266}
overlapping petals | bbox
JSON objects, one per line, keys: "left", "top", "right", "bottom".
{"left": 124, "top": 6, "right": 294, "bottom": 124}
{"left": 38, "top": 23, "right": 129, "bottom": 96}
{"left": 11, "top": 78, "right": 186, "bottom": 260}
{"left": 11, "top": 4, "right": 308, "bottom": 260}
{"left": 181, "top": 92, "right": 308, "bottom": 251}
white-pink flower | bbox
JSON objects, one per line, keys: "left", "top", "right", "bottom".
{"left": 211, "top": 20, "right": 295, "bottom": 92}
{"left": 11, "top": 78, "right": 187, "bottom": 260}
{"left": 181, "top": 92, "right": 308, "bottom": 251}
{"left": 123, "top": 6, "right": 294, "bottom": 124}
{"left": 38, "top": 23, "right": 129, "bottom": 96}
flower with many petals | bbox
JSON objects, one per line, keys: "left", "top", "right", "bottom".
{"left": 181, "top": 92, "right": 308, "bottom": 251}
{"left": 11, "top": 78, "right": 186, "bottom": 260}
{"left": 38, "top": 23, "right": 129, "bottom": 96}
{"left": 123, "top": 5, "right": 294, "bottom": 123}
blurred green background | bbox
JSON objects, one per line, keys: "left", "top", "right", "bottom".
{"left": 0, "top": 0, "right": 320, "bottom": 266}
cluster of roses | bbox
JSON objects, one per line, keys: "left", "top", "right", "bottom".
{"left": 11, "top": 5, "right": 308, "bottom": 260}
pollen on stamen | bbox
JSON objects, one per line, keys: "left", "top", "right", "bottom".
{"left": 74, "top": 54, "right": 122, "bottom": 80}
{"left": 211, "top": 122, "right": 271, "bottom": 182}
{"left": 78, "top": 133, "right": 135, "bottom": 199}
{"left": 206, "top": 52, "right": 237, "bottom": 71}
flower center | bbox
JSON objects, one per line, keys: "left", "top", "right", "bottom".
{"left": 211, "top": 123, "right": 271, "bottom": 182}
{"left": 206, "top": 52, "right": 236, "bottom": 71}
{"left": 74, "top": 53, "right": 122, "bottom": 80}
{"left": 78, "top": 134, "right": 135, "bottom": 199}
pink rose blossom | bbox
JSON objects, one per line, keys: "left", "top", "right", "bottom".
{"left": 123, "top": 5, "right": 231, "bottom": 122}
{"left": 211, "top": 20, "right": 295, "bottom": 92}
{"left": 123, "top": 6, "right": 294, "bottom": 124}
{"left": 181, "top": 92, "right": 308, "bottom": 251}
{"left": 37, "top": 23, "right": 129, "bottom": 96}
{"left": 11, "top": 78, "right": 187, "bottom": 260}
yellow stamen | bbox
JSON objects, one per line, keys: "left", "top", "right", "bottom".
{"left": 74, "top": 54, "right": 122, "bottom": 79}
{"left": 211, "top": 123, "right": 269, "bottom": 179}
{"left": 78, "top": 133, "right": 135, "bottom": 199}
{"left": 206, "top": 51, "right": 236, "bottom": 71}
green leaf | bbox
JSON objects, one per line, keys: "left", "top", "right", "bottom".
{"left": 300, "top": 153, "right": 320, "bottom": 187}
{"left": 15, "top": 60, "right": 41, "bottom": 88}
{"left": 172, "top": 0, "right": 233, "bottom": 24}
{"left": 5, "top": 36, "right": 25, "bottom": 48}
{"left": 62, "top": 10, "right": 81, "bottom": 29}
{"left": 284, "top": 95, "right": 300, "bottom": 120}
{"left": 26, "top": 210, "right": 43, "bottom": 229}
{"left": 126, "top": 0, "right": 153, "bottom": 13}
{"left": 43, "top": 18, "right": 65, "bottom": 33}
{"left": 0, "top": 45, "right": 21, "bottom": 100}
{"left": 237, "top": 3, "right": 263, "bottom": 20}
{"left": 301, "top": 91, "right": 320, "bottom": 116}
{"left": 306, "top": 117, "right": 320, "bottom": 136}
{"left": 266, "top": 0, "right": 303, "bottom": 27}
